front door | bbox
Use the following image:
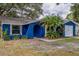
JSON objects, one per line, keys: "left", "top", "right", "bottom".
{"left": 65, "top": 25, "right": 73, "bottom": 37}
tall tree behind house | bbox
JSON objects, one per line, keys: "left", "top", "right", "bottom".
{"left": 70, "top": 4, "right": 79, "bottom": 22}
{"left": 0, "top": 3, "right": 43, "bottom": 20}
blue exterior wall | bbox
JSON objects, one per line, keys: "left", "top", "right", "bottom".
{"left": 2, "top": 22, "right": 45, "bottom": 40}
{"left": 2, "top": 24, "right": 10, "bottom": 35}
{"left": 26, "top": 23, "right": 35, "bottom": 38}
{"left": 64, "top": 21, "right": 76, "bottom": 37}
{"left": 34, "top": 24, "right": 45, "bottom": 38}
{"left": 22, "top": 24, "right": 29, "bottom": 35}
{"left": 2, "top": 24, "right": 22, "bottom": 40}
{"left": 22, "top": 22, "right": 45, "bottom": 38}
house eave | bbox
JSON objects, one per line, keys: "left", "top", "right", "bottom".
{"left": 23, "top": 19, "right": 41, "bottom": 25}
{"left": 64, "top": 19, "right": 79, "bottom": 26}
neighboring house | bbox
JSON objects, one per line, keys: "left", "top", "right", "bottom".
{"left": 64, "top": 20, "right": 79, "bottom": 37}
{"left": 0, "top": 16, "right": 45, "bottom": 40}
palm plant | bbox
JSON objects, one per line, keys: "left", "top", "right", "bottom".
{"left": 42, "top": 16, "right": 63, "bottom": 39}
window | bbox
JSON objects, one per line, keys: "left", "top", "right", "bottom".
{"left": 12, "top": 25, "right": 21, "bottom": 35}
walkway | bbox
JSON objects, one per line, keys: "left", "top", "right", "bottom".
{"left": 37, "top": 38, "right": 63, "bottom": 42}
{"left": 38, "top": 36, "right": 79, "bottom": 42}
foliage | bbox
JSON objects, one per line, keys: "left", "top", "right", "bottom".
{"left": 66, "top": 13, "right": 73, "bottom": 20}
{"left": 42, "top": 16, "right": 63, "bottom": 28}
{"left": 70, "top": 4, "right": 79, "bottom": 23}
{"left": 46, "top": 31, "right": 60, "bottom": 39}
{"left": 0, "top": 3, "right": 43, "bottom": 20}
{"left": 21, "top": 35, "right": 27, "bottom": 39}
{"left": 2, "top": 30, "right": 10, "bottom": 41}
{"left": 42, "top": 16, "right": 63, "bottom": 39}
{"left": 4, "top": 35, "right": 10, "bottom": 41}
{"left": 13, "top": 35, "right": 20, "bottom": 40}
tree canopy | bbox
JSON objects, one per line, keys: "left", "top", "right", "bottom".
{"left": 68, "top": 4, "right": 79, "bottom": 22}
{"left": 42, "top": 16, "right": 63, "bottom": 28}
{"left": 66, "top": 13, "right": 73, "bottom": 20}
{"left": 0, "top": 3, "right": 43, "bottom": 20}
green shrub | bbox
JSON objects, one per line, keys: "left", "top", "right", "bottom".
{"left": 46, "top": 31, "right": 60, "bottom": 39}
{"left": 46, "top": 31, "right": 52, "bottom": 38}
{"left": 4, "top": 35, "right": 10, "bottom": 41}
{"left": 13, "top": 35, "right": 20, "bottom": 40}
{"left": 2, "top": 30, "right": 10, "bottom": 41}
{"left": 21, "top": 35, "right": 27, "bottom": 39}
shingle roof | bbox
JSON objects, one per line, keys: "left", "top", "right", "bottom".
{"left": 0, "top": 16, "right": 41, "bottom": 25}
{"left": 0, "top": 16, "right": 32, "bottom": 22}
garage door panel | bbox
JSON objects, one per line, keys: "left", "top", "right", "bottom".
{"left": 65, "top": 25, "right": 73, "bottom": 37}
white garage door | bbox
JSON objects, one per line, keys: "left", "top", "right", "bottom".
{"left": 65, "top": 25, "right": 73, "bottom": 37}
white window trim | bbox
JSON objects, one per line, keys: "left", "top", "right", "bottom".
{"left": 10, "top": 25, "right": 22, "bottom": 35}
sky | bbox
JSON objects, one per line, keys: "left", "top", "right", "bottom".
{"left": 39, "top": 3, "right": 72, "bottom": 19}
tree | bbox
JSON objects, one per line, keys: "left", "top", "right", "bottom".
{"left": 66, "top": 13, "right": 73, "bottom": 20}
{"left": 0, "top": 3, "right": 43, "bottom": 20}
{"left": 42, "top": 16, "right": 63, "bottom": 39}
{"left": 70, "top": 4, "right": 79, "bottom": 22}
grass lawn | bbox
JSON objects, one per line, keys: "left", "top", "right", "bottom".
{"left": 0, "top": 38, "right": 79, "bottom": 56}
{"left": 53, "top": 37, "right": 79, "bottom": 44}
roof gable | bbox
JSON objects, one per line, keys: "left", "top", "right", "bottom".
{"left": 64, "top": 19, "right": 79, "bottom": 25}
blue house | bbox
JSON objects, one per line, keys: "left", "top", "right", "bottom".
{"left": 64, "top": 20, "right": 79, "bottom": 37}
{"left": 0, "top": 16, "right": 79, "bottom": 40}
{"left": 0, "top": 16, "right": 45, "bottom": 40}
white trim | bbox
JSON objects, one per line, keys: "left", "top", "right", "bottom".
{"left": 11, "top": 25, "right": 22, "bottom": 35}
{"left": 20, "top": 25, "right": 22, "bottom": 35}
{"left": 24, "top": 20, "right": 41, "bottom": 25}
